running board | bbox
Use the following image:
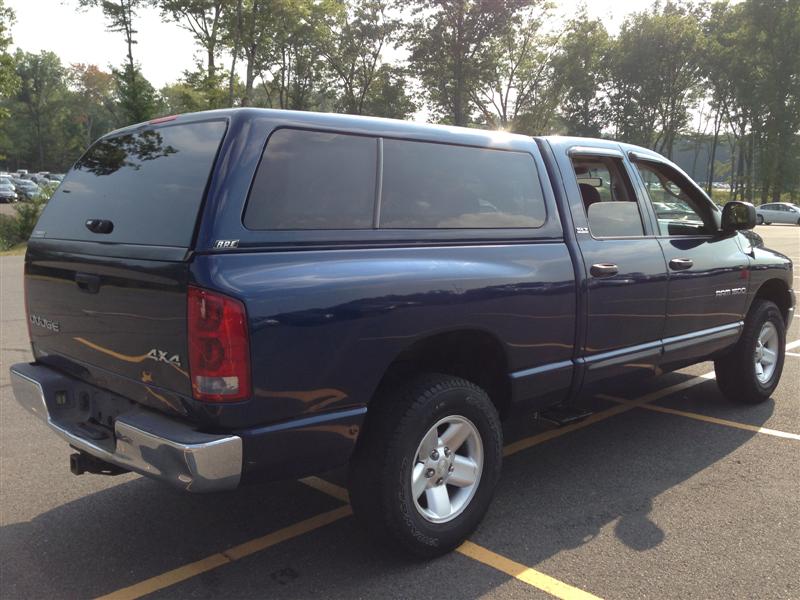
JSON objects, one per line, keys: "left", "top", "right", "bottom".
{"left": 536, "top": 406, "right": 594, "bottom": 427}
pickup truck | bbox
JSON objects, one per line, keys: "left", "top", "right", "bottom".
{"left": 10, "top": 109, "right": 794, "bottom": 557}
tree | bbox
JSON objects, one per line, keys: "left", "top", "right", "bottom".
{"left": 403, "top": 0, "right": 531, "bottom": 126}
{"left": 608, "top": 2, "right": 705, "bottom": 157}
{"left": 318, "top": 0, "right": 398, "bottom": 115}
{"left": 156, "top": 0, "right": 232, "bottom": 108}
{"left": 78, "top": 0, "right": 156, "bottom": 123}
{"left": 0, "top": 0, "right": 18, "bottom": 117}
{"left": 471, "top": 3, "right": 561, "bottom": 132}
{"left": 361, "top": 64, "right": 416, "bottom": 119}
{"left": 552, "top": 12, "right": 611, "bottom": 137}
{"left": 68, "top": 64, "right": 118, "bottom": 147}
{"left": 2, "top": 51, "right": 69, "bottom": 170}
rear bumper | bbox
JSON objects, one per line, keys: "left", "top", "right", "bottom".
{"left": 9, "top": 363, "right": 242, "bottom": 493}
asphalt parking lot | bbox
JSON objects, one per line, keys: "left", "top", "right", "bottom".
{"left": 1, "top": 225, "right": 798, "bottom": 600}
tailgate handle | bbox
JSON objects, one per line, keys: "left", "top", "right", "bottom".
{"left": 85, "top": 219, "right": 114, "bottom": 234}
{"left": 75, "top": 273, "right": 101, "bottom": 294}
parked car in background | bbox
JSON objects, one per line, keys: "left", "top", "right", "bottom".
{"left": 756, "top": 202, "right": 800, "bottom": 225}
{"left": 29, "top": 174, "right": 51, "bottom": 187}
{"left": 46, "top": 173, "right": 64, "bottom": 182}
{"left": 13, "top": 178, "right": 42, "bottom": 200}
{"left": 0, "top": 176, "right": 19, "bottom": 203}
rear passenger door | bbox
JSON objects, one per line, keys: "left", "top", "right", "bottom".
{"left": 631, "top": 158, "right": 750, "bottom": 362}
{"left": 564, "top": 148, "right": 669, "bottom": 383}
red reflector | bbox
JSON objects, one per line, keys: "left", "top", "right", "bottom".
{"left": 148, "top": 114, "right": 178, "bottom": 124}
{"left": 188, "top": 286, "right": 251, "bottom": 402}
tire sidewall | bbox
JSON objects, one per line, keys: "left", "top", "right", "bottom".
{"left": 746, "top": 303, "right": 786, "bottom": 396}
{"left": 386, "top": 382, "right": 502, "bottom": 554}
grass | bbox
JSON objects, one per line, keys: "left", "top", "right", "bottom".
{"left": 0, "top": 242, "right": 27, "bottom": 256}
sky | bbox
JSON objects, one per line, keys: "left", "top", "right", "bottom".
{"left": 7, "top": 0, "right": 660, "bottom": 90}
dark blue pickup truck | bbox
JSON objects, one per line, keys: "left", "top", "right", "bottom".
{"left": 10, "top": 109, "right": 794, "bottom": 557}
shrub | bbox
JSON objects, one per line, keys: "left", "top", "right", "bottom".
{"left": 0, "top": 213, "right": 18, "bottom": 250}
{"left": 0, "top": 185, "right": 54, "bottom": 251}
{"left": 14, "top": 194, "right": 48, "bottom": 240}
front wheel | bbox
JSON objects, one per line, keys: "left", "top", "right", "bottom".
{"left": 348, "top": 374, "right": 502, "bottom": 558}
{"left": 715, "top": 299, "right": 785, "bottom": 403}
{"left": 757, "top": 214, "right": 764, "bottom": 225}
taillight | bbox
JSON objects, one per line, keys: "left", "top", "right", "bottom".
{"left": 187, "top": 286, "right": 251, "bottom": 402}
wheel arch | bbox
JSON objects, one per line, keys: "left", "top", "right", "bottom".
{"left": 370, "top": 328, "right": 512, "bottom": 420}
{"left": 751, "top": 278, "right": 792, "bottom": 325}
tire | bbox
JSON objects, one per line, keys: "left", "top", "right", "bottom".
{"left": 757, "top": 215, "right": 764, "bottom": 225}
{"left": 714, "top": 299, "right": 785, "bottom": 404}
{"left": 348, "top": 373, "right": 502, "bottom": 558}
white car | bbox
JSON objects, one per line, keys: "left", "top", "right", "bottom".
{"left": 755, "top": 202, "right": 800, "bottom": 225}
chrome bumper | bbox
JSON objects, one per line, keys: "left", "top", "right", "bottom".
{"left": 9, "top": 363, "right": 242, "bottom": 492}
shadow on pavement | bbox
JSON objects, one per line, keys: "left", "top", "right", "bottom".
{"left": 0, "top": 373, "right": 775, "bottom": 599}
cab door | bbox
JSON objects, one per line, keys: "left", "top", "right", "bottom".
{"left": 561, "top": 147, "right": 669, "bottom": 384}
{"left": 631, "top": 157, "right": 750, "bottom": 364}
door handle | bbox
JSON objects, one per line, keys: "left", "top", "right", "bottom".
{"left": 590, "top": 263, "right": 619, "bottom": 277}
{"left": 669, "top": 258, "right": 694, "bottom": 271}
{"left": 75, "top": 273, "right": 101, "bottom": 294}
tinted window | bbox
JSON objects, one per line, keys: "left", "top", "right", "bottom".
{"left": 634, "top": 161, "right": 712, "bottom": 236}
{"left": 571, "top": 155, "right": 644, "bottom": 237}
{"left": 380, "top": 139, "right": 545, "bottom": 229}
{"left": 244, "top": 129, "right": 377, "bottom": 230}
{"left": 37, "top": 120, "right": 226, "bottom": 247}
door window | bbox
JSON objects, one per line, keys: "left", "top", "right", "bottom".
{"left": 634, "top": 161, "right": 713, "bottom": 236}
{"left": 570, "top": 155, "right": 644, "bottom": 238}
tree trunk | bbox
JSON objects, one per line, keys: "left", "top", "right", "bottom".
{"left": 706, "top": 111, "right": 721, "bottom": 196}
{"left": 228, "top": 0, "right": 243, "bottom": 106}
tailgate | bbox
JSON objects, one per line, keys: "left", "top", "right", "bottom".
{"left": 22, "top": 117, "right": 229, "bottom": 414}
{"left": 25, "top": 247, "right": 193, "bottom": 403}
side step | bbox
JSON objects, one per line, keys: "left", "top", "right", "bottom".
{"left": 536, "top": 406, "right": 594, "bottom": 427}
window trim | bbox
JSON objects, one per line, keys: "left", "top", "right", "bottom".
{"left": 629, "top": 157, "right": 720, "bottom": 239}
{"left": 569, "top": 152, "right": 651, "bottom": 240}
{"left": 241, "top": 126, "right": 551, "bottom": 235}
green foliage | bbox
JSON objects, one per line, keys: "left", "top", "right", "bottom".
{"left": 608, "top": 3, "right": 706, "bottom": 157}
{"left": 403, "top": 0, "right": 533, "bottom": 126}
{"left": 472, "top": 3, "right": 561, "bottom": 133}
{"left": 552, "top": 12, "right": 611, "bottom": 137}
{"left": 0, "top": 187, "right": 53, "bottom": 250}
{"left": 0, "top": 0, "right": 19, "bottom": 122}
{"left": 113, "top": 62, "right": 160, "bottom": 123}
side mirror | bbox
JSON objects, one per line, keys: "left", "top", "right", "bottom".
{"left": 721, "top": 201, "right": 756, "bottom": 231}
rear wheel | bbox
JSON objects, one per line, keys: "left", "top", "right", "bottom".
{"left": 348, "top": 373, "right": 502, "bottom": 558}
{"left": 715, "top": 299, "right": 785, "bottom": 403}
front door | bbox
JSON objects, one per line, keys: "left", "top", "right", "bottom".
{"left": 632, "top": 159, "right": 750, "bottom": 362}
{"left": 566, "top": 150, "right": 669, "bottom": 383}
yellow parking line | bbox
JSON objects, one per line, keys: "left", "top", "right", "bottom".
{"left": 94, "top": 506, "right": 352, "bottom": 600}
{"left": 599, "top": 394, "right": 800, "bottom": 441}
{"left": 300, "top": 478, "right": 604, "bottom": 600}
{"left": 299, "top": 475, "right": 351, "bottom": 502}
{"left": 457, "top": 541, "right": 603, "bottom": 600}
{"left": 95, "top": 342, "right": 798, "bottom": 600}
